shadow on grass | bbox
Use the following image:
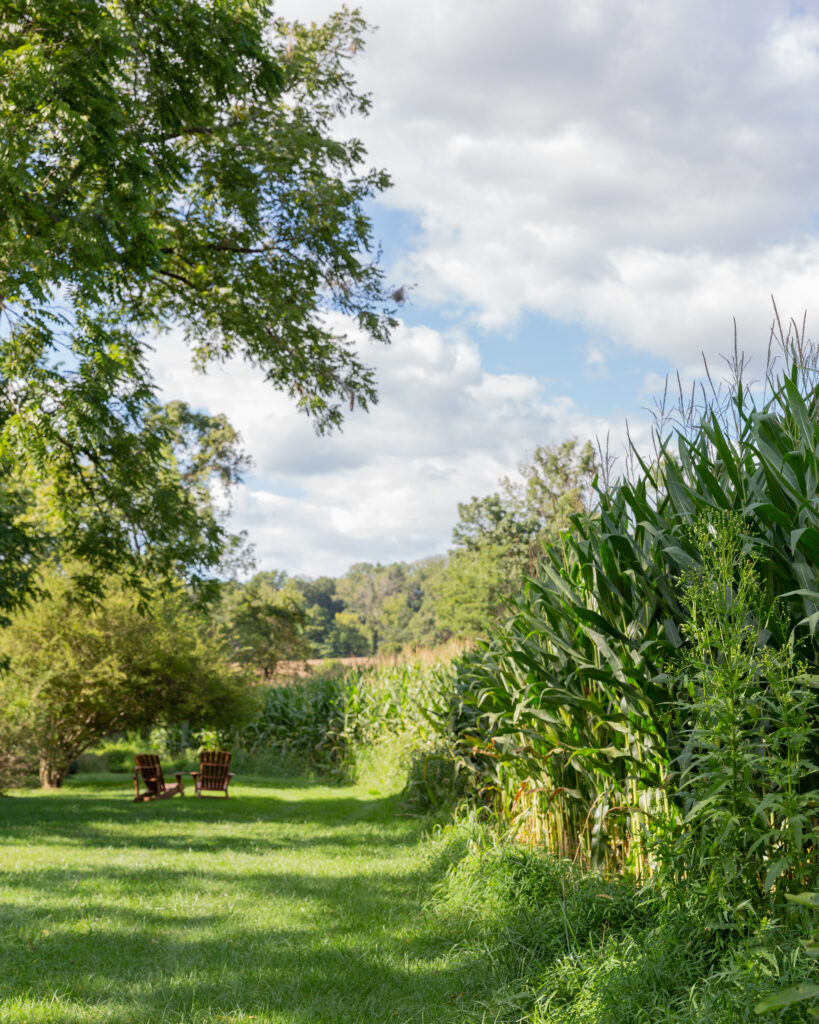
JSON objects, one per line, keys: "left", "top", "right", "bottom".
{"left": 0, "top": 787, "right": 418, "bottom": 855}
{"left": 0, "top": 778, "right": 492, "bottom": 1023}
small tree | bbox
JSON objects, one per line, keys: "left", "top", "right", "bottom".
{"left": 0, "top": 570, "right": 255, "bottom": 788}
{"left": 437, "top": 439, "right": 598, "bottom": 638}
{"left": 220, "top": 572, "right": 310, "bottom": 678}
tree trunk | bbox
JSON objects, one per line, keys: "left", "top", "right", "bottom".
{"left": 39, "top": 760, "right": 68, "bottom": 788}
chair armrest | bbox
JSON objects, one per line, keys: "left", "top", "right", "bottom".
{"left": 190, "top": 771, "right": 200, "bottom": 779}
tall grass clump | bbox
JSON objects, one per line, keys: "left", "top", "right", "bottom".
{"left": 423, "top": 820, "right": 815, "bottom": 1024}
{"left": 430, "top": 314, "right": 819, "bottom": 874}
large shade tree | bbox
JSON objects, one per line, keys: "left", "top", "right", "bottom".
{"left": 0, "top": 569, "right": 257, "bottom": 787}
{"left": 0, "top": 0, "right": 395, "bottom": 605}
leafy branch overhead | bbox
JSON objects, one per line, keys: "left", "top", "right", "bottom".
{"left": 0, "top": 1, "right": 394, "bottom": 600}
{"left": 1, "top": 1, "right": 394, "bottom": 424}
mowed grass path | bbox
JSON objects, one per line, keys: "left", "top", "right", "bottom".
{"left": 0, "top": 776, "right": 492, "bottom": 1024}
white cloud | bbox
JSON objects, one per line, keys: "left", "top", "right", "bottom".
{"left": 152, "top": 1, "right": 819, "bottom": 574}
{"left": 274, "top": 0, "right": 819, "bottom": 364}
{"left": 150, "top": 323, "right": 616, "bottom": 576}
{"left": 766, "top": 16, "right": 819, "bottom": 83}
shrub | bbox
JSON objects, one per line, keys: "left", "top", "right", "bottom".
{"left": 0, "top": 571, "right": 256, "bottom": 787}
{"left": 0, "top": 717, "right": 35, "bottom": 793}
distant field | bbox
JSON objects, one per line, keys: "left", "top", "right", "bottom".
{"left": 272, "top": 656, "right": 379, "bottom": 678}
{"left": 0, "top": 774, "right": 495, "bottom": 1024}
{"left": 273, "top": 641, "right": 466, "bottom": 680}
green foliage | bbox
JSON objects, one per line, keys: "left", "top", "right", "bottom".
{"left": 0, "top": 475, "right": 41, "bottom": 625}
{"left": 0, "top": 715, "right": 34, "bottom": 793}
{"left": 290, "top": 557, "right": 447, "bottom": 656}
{"left": 0, "top": 567, "right": 255, "bottom": 787}
{"left": 2, "top": 386, "right": 251, "bottom": 609}
{"left": 0, "top": 0, "right": 394, "bottom": 608}
{"left": 402, "top": 743, "right": 470, "bottom": 812}
{"left": 757, "top": 893, "right": 819, "bottom": 1015}
{"left": 435, "top": 839, "right": 645, "bottom": 966}
{"left": 218, "top": 571, "right": 310, "bottom": 677}
{"left": 433, "top": 542, "right": 513, "bottom": 637}
{"left": 514, "top": 438, "right": 598, "bottom": 532}
{"left": 1, "top": 0, "right": 393, "bottom": 426}
{"left": 435, "top": 439, "right": 598, "bottom": 639}
{"left": 325, "top": 608, "right": 372, "bottom": 656}
{"left": 299, "top": 576, "right": 346, "bottom": 655}
{"left": 241, "top": 659, "right": 446, "bottom": 779}
{"left": 425, "top": 828, "right": 816, "bottom": 1024}
{"left": 335, "top": 561, "right": 412, "bottom": 653}
{"left": 656, "top": 512, "right": 819, "bottom": 926}
{"left": 218, "top": 559, "right": 449, "bottom": 666}
{"left": 430, "top": 336, "right": 819, "bottom": 874}
{"left": 450, "top": 492, "right": 541, "bottom": 563}
{"left": 76, "top": 737, "right": 142, "bottom": 775}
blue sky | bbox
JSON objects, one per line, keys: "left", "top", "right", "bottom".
{"left": 369, "top": 202, "right": 674, "bottom": 413}
{"left": 151, "top": 0, "right": 819, "bottom": 577}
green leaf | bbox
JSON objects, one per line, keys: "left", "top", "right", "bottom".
{"left": 764, "top": 857, "right": 790, "bottom": 892}
{"left": 755, "top": 983, "right": 819, "bottom": 1012}
{"left": 786, "top": 893, "right": 819, "bottom": 909}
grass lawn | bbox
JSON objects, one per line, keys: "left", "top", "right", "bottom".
{"left": 0, "top": 774, "right": 495, "bottom": 1024}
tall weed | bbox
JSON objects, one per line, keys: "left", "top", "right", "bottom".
{"left": 656, "top": 511, "right": 819, "bottom": 927}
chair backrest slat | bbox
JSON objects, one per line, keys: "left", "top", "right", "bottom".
{"left": 199, "top": 750, "right": 231, "bottom": 790}
{"left": 135, "top": 754, "right": 165, "bottom": 795}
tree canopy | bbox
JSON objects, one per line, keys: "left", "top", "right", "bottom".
{"left": 0, "top": 1, "right": 394, "bottom": 606}
{"left": 219, "top": 571, "right": 310, "bottom": 678}
{"left": 0, "top": 568, "right": 255, "bottom": 787}
{"left": 435, "top": 439, "right": 598, "bottom": 635}
{"left": 4, "top": 398, "right": 251, "bottom": 610}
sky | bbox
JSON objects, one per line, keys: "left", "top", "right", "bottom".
{"left": 151, "top": 0, "right": 819, "bottom": 578}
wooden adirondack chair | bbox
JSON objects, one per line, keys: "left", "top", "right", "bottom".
{"left": 133, "top": 754, "right": 184, "bottom": 802}
{"left": 191, "top": 750, "right": 234, "bottom": 798}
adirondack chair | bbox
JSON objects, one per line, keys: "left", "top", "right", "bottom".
{"left": 133, "top": 754, "right": 184, "bottom": 802}
{"left": 191, "top": 750, "right": 234, "bottom": 798}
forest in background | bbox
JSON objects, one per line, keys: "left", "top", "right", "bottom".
{"left": 219, "top": 438, "right": 598, "bottom": 669}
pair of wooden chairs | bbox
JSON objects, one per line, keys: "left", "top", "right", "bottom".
{"left": 133, "top": 751, "right": 234, "bottom": 802}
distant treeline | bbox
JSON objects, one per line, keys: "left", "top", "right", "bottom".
{"left": 217, "top": 439, "right": 597, "bottom": 668}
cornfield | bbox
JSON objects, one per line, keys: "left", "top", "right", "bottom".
{"left": 437, "top": 318, "right": 819, "bottom": 876}
{"left": 241, "top": 658, "right": 446, "bottom": 778}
